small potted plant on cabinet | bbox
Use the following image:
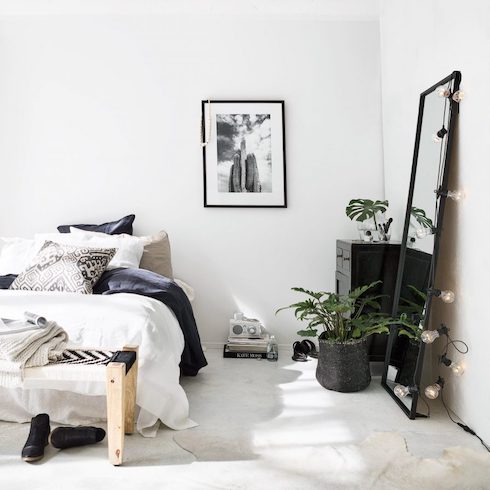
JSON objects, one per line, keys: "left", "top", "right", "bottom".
{"left": 345, "top": 199, "right": 390, "bottom": 241}
{"left": 277, "top": 282, "right": 391, "bottom": 392}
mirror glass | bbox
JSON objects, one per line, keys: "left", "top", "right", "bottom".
{"left": 408, "top": 88, "right": 451, "bottom": 254}
{"left": 383, "top": 72, "right": 461, "bottom": 416}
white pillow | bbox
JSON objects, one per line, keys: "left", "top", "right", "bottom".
{"left": 0, "top": 237, "right": 36, "bottom": 275}
{"left": 33, "top": 230, "right": 144, "bottom": 270}
{"left": 69, "top": 228, "right": 145, "bottom": 269}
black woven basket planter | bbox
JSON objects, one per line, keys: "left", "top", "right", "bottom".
{"left": 316, "top": 337, "right": 371, "bottom": 392}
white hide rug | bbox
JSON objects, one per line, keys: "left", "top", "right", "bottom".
{"left": 173, "top": 430, "right": 490, "bottom": 489}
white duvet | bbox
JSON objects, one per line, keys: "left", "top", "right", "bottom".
{"left": 0, "top": 290, "right": 197, "bottom": 436}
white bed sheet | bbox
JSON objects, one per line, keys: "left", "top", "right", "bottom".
{"left": 0, "top": 290, "right": 197, "bottom": 436}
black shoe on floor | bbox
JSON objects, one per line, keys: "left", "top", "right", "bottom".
{"left": 22, "top": 413, "right": 51, "bottom": 462}
{"left": 301, "top": 339, "right": 319, "bottom": 358}
{"left": 292, "top": 340, "right": 309, "bottom": 362}
{"left": 49, "top": 426, "right": 106, "bottom": 449}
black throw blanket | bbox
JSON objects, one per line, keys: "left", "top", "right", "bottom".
{"left": 0, "top": 269, "right": 207, "bottom": 376}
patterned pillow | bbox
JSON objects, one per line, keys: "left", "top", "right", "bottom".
{"left": 9, "top": 241, "right": 116, "bottom": 294}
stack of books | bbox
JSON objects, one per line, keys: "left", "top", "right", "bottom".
{"left": 223, "top": 335, "right": 270, "bottom": 359}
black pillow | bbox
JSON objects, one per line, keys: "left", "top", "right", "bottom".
{"left": 57, "top": 214, "right": 135, "bottom": 235}
{"left": 0, "top": 274, "right": 16, "bottom": 289}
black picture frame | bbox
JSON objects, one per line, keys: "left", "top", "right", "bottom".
{"left": 201, "top": 100, "right": 287, "bottom": 208}
{"left": 381, "top": 71, "right": 462, "bottom": 419}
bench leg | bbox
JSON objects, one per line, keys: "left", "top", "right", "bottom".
{"left": 123, "top": 345, "right": 138, "bottom": 434}
{"left": 106, "top": 362, "right": 125, "bottom": 466}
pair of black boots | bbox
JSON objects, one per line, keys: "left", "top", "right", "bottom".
{"left": 292, "top": 339, "right": 318, "bottom": 362}
{"left": 22, "top": 413, "right": 106, "bottom": 462}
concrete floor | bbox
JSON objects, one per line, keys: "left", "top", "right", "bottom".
{"left": 0, "top": 348, "right": 486, "bottom": 489}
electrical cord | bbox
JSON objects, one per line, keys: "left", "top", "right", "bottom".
{"left": 446, "top": 334, "right": 469, "bottom": 354}
{"left": 440, "top": 390, "right": 490, "bottom": 452}
{"left": 433, "top": 81, "right": 450, "bottom": 221}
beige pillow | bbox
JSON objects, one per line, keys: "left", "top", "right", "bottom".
{"left": 139, "top": 230, "right": 173, "bottom": 279}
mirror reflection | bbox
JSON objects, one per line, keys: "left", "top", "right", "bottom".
{"left": 407, "top": 87, "right": 452, "bottom": 255}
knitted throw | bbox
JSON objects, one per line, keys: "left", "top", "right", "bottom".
{"left": 0, "top": 321, "right": 68, "bottom": 387}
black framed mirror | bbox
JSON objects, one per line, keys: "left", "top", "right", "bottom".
{"left": 382, "top": 71, "right": 462, "bottom": 418}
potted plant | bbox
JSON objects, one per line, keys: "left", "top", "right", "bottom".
{"left": 277, "top": 282, "right": 391, "bottom": 392}
{"left": 345, "top": 199, "right": 390, "bottom": 241}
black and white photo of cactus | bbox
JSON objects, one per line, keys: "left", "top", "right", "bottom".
{"left": 216, "top": 113, "right": 272, "bottom": 193}
{"left": 202, "top": 100, "right": 286, "bottom": 207}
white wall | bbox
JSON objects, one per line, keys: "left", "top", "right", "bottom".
{"left": 380, "top": 0, "right": 490, "bottom": 442}
{"left": 0, "top": 1, "right": 384, "bottom": 346}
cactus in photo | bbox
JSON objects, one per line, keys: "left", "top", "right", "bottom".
{"left": 228, "top": 139, "right": 262, "bottom": 193}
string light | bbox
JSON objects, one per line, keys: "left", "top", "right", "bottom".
{"left": 429, "top": 288, "right": 456, "bottom": 303}
{"left": 435, "top": 187, "right": 465, "bottom": 201}
{"left": 394, "top": 384, "right": 418, "bottom": 398}
{"left": 432, "top": 127, "right": 448, "bottom": 143}
{"left": 452, "top": 90, "right": 465, "bottom": 102}
{"left": 440, "top": 290, "right": 456, "bottom": 303}
{"left": 421, "top": 324, "right": 449, "bottom": 344}
{"left": 441, "top": 354, "right": 465, "bottom": 376}
{"left": 416, "top": 226, "right": 437, "bottom": 239}
{"left": 446, "top": 189, "right": 465, "bottom": 201}
{"left": 424, "top": 377, "right": 445, "bottom": 400}
{"left": 436, "top": 86, "right": 451, "bottom": 98}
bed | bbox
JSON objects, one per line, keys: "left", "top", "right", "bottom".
{"left": 0, "top": 230, "right": 208, "bottom": 437}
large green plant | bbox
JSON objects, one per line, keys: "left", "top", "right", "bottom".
{"left": 346, "top": 199, "right": 389, "bottom": 229}
{"left": 276, "top": 281, "right": 392, "bottom": 342}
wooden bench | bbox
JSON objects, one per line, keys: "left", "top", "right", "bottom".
{"left": 9, "top": 345, "right": 139, "bottom": 466}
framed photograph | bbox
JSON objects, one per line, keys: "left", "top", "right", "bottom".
{"left": 202, "top": 100, "right": 286, "bottom": 207}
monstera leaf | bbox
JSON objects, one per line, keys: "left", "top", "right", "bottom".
{"left": 346, "top": 199, "right": 389, "bottom": 223}
{"left": 411, "top": 207, "right": 433, "bottom": 229}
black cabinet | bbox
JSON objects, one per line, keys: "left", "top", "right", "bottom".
{"left": 336, "top": 240, "right": 432, "bottom": 362}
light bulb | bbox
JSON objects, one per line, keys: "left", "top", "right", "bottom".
{"left": 424, "top": 383, "right": 442, "bottom": 400}
{"left": 450, "top": 361, "right": 465, "bottom": 376}
{"left": 416, "top": 227, "right": 435, "bottom": 239}
{"left": 421, "top": 330, "right": 440, "bottom": 344}
{"left": 394, "top": 385, "right": 410, "bottom": 398}
{"left": 440, "top": 290, "right": 455, "bottom": 303}
{"left": 447, "top": 189, "right": 465, "bottom": 201}
{"left": 432, "top": 127, "right": 447, "bottom": 143}
{"left": 436, "top": 86, "right": 451, "bottom": 98}
{"left": 452, "top": 90, "right": 465, "bottom": 102}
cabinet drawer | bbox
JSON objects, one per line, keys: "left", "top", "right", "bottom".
{"left": 342, "top": 249, "right": 351, "bottom": 272}
{"left": 336, "top": 247, "right": 343, "bottom": 268}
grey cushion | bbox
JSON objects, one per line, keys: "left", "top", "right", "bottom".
{"left": 9, "top": 241, "right": 116, "bottom": 294}
{"left": 139, "top": 230, "right": 174, "bottom": 279}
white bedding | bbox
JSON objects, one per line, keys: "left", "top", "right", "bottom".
{"left": 0, "top": 290, "right": 197, "bottom": 436}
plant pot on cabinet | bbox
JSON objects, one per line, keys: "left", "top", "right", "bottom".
{"left": 316, "top": 336, "right": 371, "bottom": 392}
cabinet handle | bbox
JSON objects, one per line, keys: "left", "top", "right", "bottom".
{"left": 343, "top": 257, "right": 350, "bottom": 262}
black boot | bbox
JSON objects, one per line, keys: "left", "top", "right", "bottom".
{"left": 21, "top": 413, "right": 51, "bottom": 462}
{"left": 49, "top": 426, "right": 106, "bottom": 449}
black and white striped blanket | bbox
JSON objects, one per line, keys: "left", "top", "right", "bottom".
{"left": 51, "top": 349, "right": 115, "bottom": 366}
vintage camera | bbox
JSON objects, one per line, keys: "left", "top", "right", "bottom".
{"left": 229, "top": 315, "right": 263, "bottom": 339}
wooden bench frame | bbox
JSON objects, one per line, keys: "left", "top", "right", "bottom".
{"left": 106, "top": 345, "right": 139, "bottom": 465}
